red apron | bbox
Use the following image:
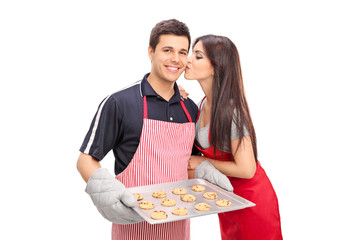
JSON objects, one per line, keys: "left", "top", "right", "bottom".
{"left": 195, "top": 98, "right": 282, "bottom": 240}
{"left": 112, "top": 96, "right": 195, "bottom": 240}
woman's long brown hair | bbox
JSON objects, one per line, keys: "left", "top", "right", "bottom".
{"left": 194, "top": 35, "right": 258, "bottom": 161}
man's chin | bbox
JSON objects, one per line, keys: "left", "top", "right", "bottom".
{"left": 165, "top": 73, "right": 182, "bottom": 82}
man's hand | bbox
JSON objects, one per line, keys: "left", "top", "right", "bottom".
{"left": 85, "top": 168, "right": 143, "bottom": 224}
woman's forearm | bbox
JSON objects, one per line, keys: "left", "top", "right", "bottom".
{"left": 214, "top": 136, "right": 256, "bottom": 178}
{"left": 208, "top": 158, "right": 255, "bottom": 179}
{"left": 189, "top": 136, "right": 256, "bottom": 179}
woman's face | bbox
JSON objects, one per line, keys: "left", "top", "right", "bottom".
{"left": 184, "top": 41, "right": 214, "bottom": 82}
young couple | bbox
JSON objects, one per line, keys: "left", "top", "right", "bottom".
{"left": 77, "top": 19, "right": 282, "bottom": 240}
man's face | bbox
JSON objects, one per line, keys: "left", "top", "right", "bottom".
{"left": 148, "top": 34, "right": 189, "bottom": 84}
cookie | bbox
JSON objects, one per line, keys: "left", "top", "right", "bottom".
{"left": 133, "top": 193, "right": 144, "bottom": 201}
{"left": 151, "top": 210, "right": 168, "bottom": 220}
{"left": 180, "top": 194, "right": 196, "bottom": 202}
{"left": 172, "top": 187, "right": 187, "bottom": 195}
{"left": 203, "top": 192, "right": 218, "bottom": 200}
{"left": 216, "top": 199, "right": 232, "bottom": 207}
{"left": 171, "top": 207, "right": 188, "bottom": 216}
{"left": 161, "top": 198, "right": 176, "bottom": 207}
{"left": 139, "top": 201, "right": 155, "bottom": 210}
{"left": 195, "top": 203, "right": 211, "bottom": 211}
{"left": 191, "top": 184, "right": 206, "bottom": 192}
{"left": 152, "top": 190, "right": 167, "bottom": 198}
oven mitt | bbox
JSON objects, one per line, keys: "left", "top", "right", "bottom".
{"left": 195, "top": 160, "right": 234, "bottom": 192}
{"left": 85, "top": 168, "right": 143, "bottom": 224}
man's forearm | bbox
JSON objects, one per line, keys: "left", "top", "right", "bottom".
{"left": 77, "top": 152, "right": 101, "bottom": 182}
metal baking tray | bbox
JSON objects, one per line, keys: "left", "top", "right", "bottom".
{"left": 128, "top": 178, "right": 255, "bottom": 224}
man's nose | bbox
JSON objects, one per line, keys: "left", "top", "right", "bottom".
{"left": 171, "top": 52, "right": 180, "bottom": 62}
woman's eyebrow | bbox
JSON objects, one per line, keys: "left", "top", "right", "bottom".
{"left": 195, "top": 50, "right": 206, "bottom": 55}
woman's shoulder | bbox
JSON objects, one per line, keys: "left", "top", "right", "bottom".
{"left": 197, "top": 97, "right": 207, "bottom": 109}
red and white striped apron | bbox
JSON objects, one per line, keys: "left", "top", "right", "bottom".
{"left": 112, "top": 96, "right": 195, "bottom": 240}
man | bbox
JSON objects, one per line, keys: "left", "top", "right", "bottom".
{"left": 77, "top": 19, "right": 232, "bottom": 240}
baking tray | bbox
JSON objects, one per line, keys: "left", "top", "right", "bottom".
{"left": 128, "top": 178, "right": 255, "bottom": 224}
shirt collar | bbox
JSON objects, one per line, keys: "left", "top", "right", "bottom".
{"left": 140, "top": 73, "right": 183, "bottom": 103}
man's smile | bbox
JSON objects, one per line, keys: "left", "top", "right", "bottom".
{"left": 165, "top": 65, "right": 181, "bottom": 73}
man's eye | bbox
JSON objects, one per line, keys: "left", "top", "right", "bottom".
{"left": 180, "top": 51, "right": 188, "bottom": 56}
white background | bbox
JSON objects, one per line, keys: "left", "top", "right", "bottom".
{"left": 1, "top": 0, "right": 359, "bottom": 239}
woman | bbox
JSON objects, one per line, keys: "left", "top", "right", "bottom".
{"left": 184, "top": 35, "right": 283, "bottom": 240}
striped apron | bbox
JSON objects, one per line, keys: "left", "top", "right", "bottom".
{"left": 112, "top": 96, "right": 195, "bottom": 240}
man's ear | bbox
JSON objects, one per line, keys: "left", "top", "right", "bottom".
{"left": 148, "top": 46, "right": 154, "bottom": 61}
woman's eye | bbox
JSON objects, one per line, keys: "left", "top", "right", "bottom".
{"left": 196, "top": 55, "right": 203, "bottom": 59}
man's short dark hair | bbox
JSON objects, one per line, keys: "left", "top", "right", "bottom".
{"left": 149, "top": 19, "right": 191, "bottom": 51}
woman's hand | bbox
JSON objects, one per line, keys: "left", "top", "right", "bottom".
{"left": 178, "top": 84, "right": 189, "bottom": 99}
{"left": 188, "top": 155, "right": 207, "bottom": 170}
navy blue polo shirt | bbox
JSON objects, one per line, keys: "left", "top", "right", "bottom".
{"left": 80, "top": 73, "right": 199, "bottom": 175}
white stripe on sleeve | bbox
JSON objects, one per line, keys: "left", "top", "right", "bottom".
{"left": 84, "top": 95, "right": 111, "bottom": 154}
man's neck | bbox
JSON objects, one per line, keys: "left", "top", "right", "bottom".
{"left": 147, "top": 74, "right": 175, "bottom": 102}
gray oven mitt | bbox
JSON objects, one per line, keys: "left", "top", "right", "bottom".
{"left": 85, "top": 168, "right": 143, "bottom": 224}
{"left": 195, "top": 160, "right": 234, "bottom": 192}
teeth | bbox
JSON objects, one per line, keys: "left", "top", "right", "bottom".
{"left": 167, "top": 67, "right": 178, "bottom": 70}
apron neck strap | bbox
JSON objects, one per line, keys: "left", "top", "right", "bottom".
{"left": 180, "top": 101, "right": 193, "bottom": 123}
{"left": 143, "top": 96, "right": 148, "bottom": 119}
